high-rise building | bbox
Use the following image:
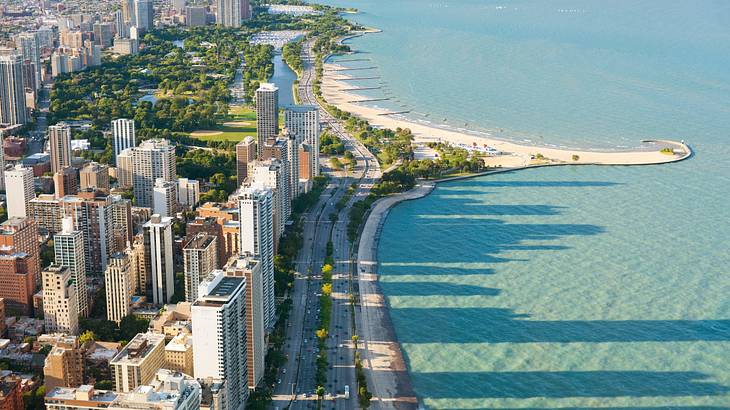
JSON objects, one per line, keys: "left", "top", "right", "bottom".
{"left": 43, "top": 336, "right": 84, "bottom": 392}
{"left": 216, "top": 0, "right": 241, "bottom": 27}
{"left": 112, "top": 119, "right": 135, "bottom": 161}
{"left": 153, "top": 178, "right": 177, "bottom": 218}
{"left": 49, "top": 123, "right": 72, "bottom": 173}
{"left": 30, "top": 194, "right": 62, "bottom": 236}
{"left": 192, "top": 270, "right": 249, "bottom": 408}
{"left": 261, "top": 136, "right": 292, "bottom": 218}
{"left": 284, "top": 105, "right": 320, "bottom": 177}
{"left": 177, "top": 178, "right": 199, "bottom": 209}
{"left": 116, "top": 148, "right": 134, "bottom": 189}
{"left": 93, "top": 23, "right": 115, "bottom": 48}
{"left": 42, "top": 264, "right": 80, "bottom": 335}
{"left": 54, "top": 217, "right": 88, "bottom": 318}
{"left": 183, "top": 233, "right": 217, "bottom": 303}
{"left": 105, "top": 252, "right": 133, "bottom": 324}
{"left": 0, "top": 53, "right": 28, "bottom": 126}
{"left": 238, "top": 185, "right": 275, "bottom": 329}
{"left": 16, "top": 32, "right": 41, "bottom": 92}
{"left": 110, "top": 196, "right": 133, "bottom": 253}
{"left": 109, "top": 332, "right": 166, "bottom": 392}
{"left": 80, "top": 162, "right": 110, "bottom": 192}
{"left": 283, "top": 128, "right": 300, "bottom": 199}
{"left": 227, "top": 256, "right": 264, "bottom": 388}
{"left": 129, "top": 235, "right": 146, "bottom": 295}
{"left": 53, "top": 166, "right": 78, "bottom": 198}
{"left": 255, "top": 83, "right": 279, "bottom": 157}
{"left": 164, "top": 332, "right": 193, "bottom": 376}
{"left": 121, "top": 0, "right": 135, "bottom": 27}
{"left": 0, "top": 133, "right": 5, "bottom": 192}
{"left": 248, "top": 160, "right": 289, "bottom": 245}
{"left": 134, "top": 0, "right": 155, "bottom": 32}
{"left": 0, "top": 249, "right": 35, "bottom": 316}
{"left": 143, "top": 215, "right": 175, "bottom": 305}
{"left": 241, "top": 0, "right": 251, "bottom": 20}
{"left": 60, "top": 193, "right": 115, "bottom": 274}
{"left": 185, "top": 6, "right": 207, "bottom": 26}
{"left": 131, "top": 139, "right": 176, "bottom": 208}
{"left": 4, "top": 165, "right": 35, "bottom": 219}
{"left": 186, "top": 217, "right": 227, "bottom": 269}
{"left": 0, "top": 218, "right": 39, "bottom": 282}
{"left": 235, "top": 136, "right": 256, "bottom": 187}
{"left": 114, "top": 369, "right": 200, "bottom": 408}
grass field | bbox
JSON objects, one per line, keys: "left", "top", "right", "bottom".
{"left": 188, "top": 105, "right": 285, "bottom": 143}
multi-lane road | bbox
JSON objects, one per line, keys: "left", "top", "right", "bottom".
{"left": 271, "top": 39, "right": 382, "bottom": 409}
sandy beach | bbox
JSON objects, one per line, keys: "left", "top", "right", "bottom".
{"left": 322, "top": 63, "right": 691, "bottom": 167}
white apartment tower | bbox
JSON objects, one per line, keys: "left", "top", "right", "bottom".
{"left": 43, "top": 264, "right": 80, "bottom": 335}
{"left": 0, "top": 53, "right": 28, "bottom": 126}
{"left": 227, "top": 256, "right": 265, "bottom": 389}
{"left": 105, "top": 252, "right": 133, "bottom": 324}
{"left": 255, "top": 83, "right": 279, "bottom": 157}
{"left": 216, "top": 0, "right": 242, "bottom": 27}
{"left": 54, "top": 217, "right": 88, "bottom": 318}
{"left": 192, "top": 270, "right": 249, "bottom": 408}
{"left": 153, "top": 178, "right": 178, "bottom": 218}
{"left": 143, "top": 215, "right": 175, "bottom": 305}
{"left": 238, "top": 185, "right": 275, "bottom": 329}
{"left": 183, "top": 233, "right": 218, "bottom": 303}
{"left": 49, "top": 123, "right": 72, "bottom": 173}
{"left": 4, "top": 165, "right": 35, "bottom": 219}
{"left": 132, "top": 139, "right": 176, "bottom": 208}
{"left": 112, "top": 119, "right": 136, "bottom": 160}
{"left": 284, "top": 129, "right": 300, "bottom": 199}
{"left": 284, "top": 105, "right": 320, "bottom": 177}
{"left": 249, "top": 160, "right": 289, "bottom": 243}
{"left": 177, "top": 178, "right": 200, "bottom": 209}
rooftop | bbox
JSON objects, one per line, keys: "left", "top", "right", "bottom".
{"left": 110, "top": 333, "right": 165, "bottom": 366}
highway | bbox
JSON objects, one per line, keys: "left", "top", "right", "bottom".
{"left": 271, "top": 39, "right": 382, "bottom": 409}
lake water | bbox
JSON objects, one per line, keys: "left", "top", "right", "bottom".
{"left": 317, "top": 0, "right": 730, "bottom": 408}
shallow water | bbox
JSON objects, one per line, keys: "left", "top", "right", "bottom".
{"left": 315, "top": 0, "right": 730, "bottom": 407}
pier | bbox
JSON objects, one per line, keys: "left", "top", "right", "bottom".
{"left": 347, "top": 98, "right": 390, "bottom": 103}
{"left": 340, "top": 86, "right": 382, "bottom": 91}
{"left": 335, "top": 58, "right": 371, "bottom": 62}
{"left": 335, "top": 76, "right": 381, "bottom": 81}
{"left": 326, "top": 66, "right": 378, "bottom": 72}
{"left": 377, "top": 110, "right": 411, "bottom": 116}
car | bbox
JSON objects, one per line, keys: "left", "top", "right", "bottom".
{"left": 277, "top": 379, "right": 282, "bottom": 384}
{"left": 283, "top": 368, "right": 287, "bottom": 374}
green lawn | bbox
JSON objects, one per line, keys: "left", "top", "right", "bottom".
{"left": 189, "top": 105, "right": 284, "bottom": 142}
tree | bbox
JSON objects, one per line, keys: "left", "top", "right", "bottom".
{"left": 315, "top": 385, "right": 325, "bottom": 399}
{"left": 572, "top": 154, "right": 580, "bottom": 161}
{"left": 79, "top": 330, "right": 96, "bottom": 344}
{"left": 316, "top": 328, "right": 328, "bottom": 340}
{"left": 321, "top": 283, "right": 332, "bottom": 296}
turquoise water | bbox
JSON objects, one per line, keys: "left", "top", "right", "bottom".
{"left": 315, "top": 0, "right": 730, "bottom": 408}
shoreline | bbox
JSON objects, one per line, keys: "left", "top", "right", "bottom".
{"left": 321, "top": 62, "right": 692, "bottom": 166}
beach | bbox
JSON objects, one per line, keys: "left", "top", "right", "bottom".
{"left": 321, "top": 64, "right": 691, "bottom": 167}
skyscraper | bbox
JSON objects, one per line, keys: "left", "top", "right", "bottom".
{"left": 112, "top": 119, "right": 136, "bottom": 160}
{"left": 216, "top": 0, "right": 241, "bottom": 27}
{"left": 16, "top": 32, "right": 41, "bottom": 92}
{"left": 105, "top": 252, "right": 133, "bottom": 324}
{"left": 235, "top": 136, "right": 256, "bottom": 187}
{"left": 116, "top": 148, "right": 134, "bottom": 189}
{"left": 192, "top": 270, "right": 249, "bottom": 408}
{"left": 42, "top": 264, "right": 80, "bottom": 335}
{"left": 60, "top": 193, "right": 115, "bottom": 275}
{"left": 134, "top": 0, "right": 154, "bottom": 32}
{"left": 131, "top": 139, "right": 176, "bottom": 208}
{"left": 177, "top": 178, "right": 199, "bottom": 209}
{"left": 143, "top": 215, "right": 175, "bottom": 305}
{"left": 227, "top": 255, "right": 264, "bottom": 389}
{"left": 0, "top": 132, "right": 5, "bottom": 192}
{"left": 4, "top": 165, "right": 35, "bottom": 219}
{"left": 238, "top": 185, "right": 275, "bottom": 329}
{"left": 53, "top": 166, "right": 78, "bottom": 198}
{"left": 54, "top": 217, "right": 88, "bottom": 318}
{"left": 240, "top": 0, "right": 251, "bottom": 20}
{"left": 284, "top": 105, "right": 320, "bottom": 177}
{"left": 0, "top": 53, "right": 28, "bottom": 126}
{"left": 284, "top": 128, "right": 300, "bottom": 199}
{"left": 183, "top": 233, "right": 218, "bottom": 302}
{"left": 152, "top": 178, "right": 177, "bottom": 218}
{"left": 255, "top": 83, "right": 279, "bottom": 157}
{"left": 79, "top": 162, "right": 110, "bottom": 192}
{"left": 49, "top": 123, "right": 72, "bottom": 173}
{"left": 248, "top": 160, "right": 289, "bottom": 245}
